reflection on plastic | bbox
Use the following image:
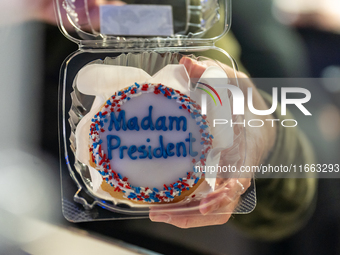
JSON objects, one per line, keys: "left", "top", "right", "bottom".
{"left": 100, "top": 5, "right": 174, "bottom": 36}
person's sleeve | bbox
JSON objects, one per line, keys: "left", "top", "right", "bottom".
{"left": 231, "top": 90, "right": 317, "bottom": 241}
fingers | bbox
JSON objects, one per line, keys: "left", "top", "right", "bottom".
{"left": 150, "top": 210, "right": 232, "bottom": 228}
{"left": 149, "top": 190, "right": 238, "bottom": 228}
{"left": 179, "top": 56, "right": 247, "bottom": 80}
{"left": 149, "top": 178, "right": 251, "bottom": 228}
{"left": 179, "top": 57, "right": 207, "bottom": 78}
{"left": 179, "top": 56, "right": 255, "bottom": 97}
{"left": 199, "top": 178, "right": 250, "bottom": 215}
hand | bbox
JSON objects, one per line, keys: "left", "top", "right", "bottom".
{"left": 149, "top": 57, "right": 277, "bottom": 228}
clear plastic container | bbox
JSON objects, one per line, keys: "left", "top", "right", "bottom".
{"left": 56, "top": 0, "right": 256, "bottom": 222}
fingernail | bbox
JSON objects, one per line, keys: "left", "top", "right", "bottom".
{"left": 150, "top": 214, "right": 170, "bottom": 223}
{"left": 200, "top": 206, "right": 210, "bottom": 215}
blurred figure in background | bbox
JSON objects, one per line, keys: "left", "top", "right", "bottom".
{"left": 232, "top": 0, "right": 311, "bottom": 78}
{"left": 274, "top": 0, "right": 340, "bottom": 78}
{"left": 232, "top": 1, "right": 340, "bottom": 255}
{"left": 274, "top": 0, "right": 340, "bottom": 34}
{"left": 0, "top": 9, "right": 62, "bottom": 255}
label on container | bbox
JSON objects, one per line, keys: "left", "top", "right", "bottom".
{"left": 100, "top": 4, "right": 174, "bottom": 36}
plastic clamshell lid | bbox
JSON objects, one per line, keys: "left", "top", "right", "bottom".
{"left": 55, "top": 0, "right": 231, "bottom": 45}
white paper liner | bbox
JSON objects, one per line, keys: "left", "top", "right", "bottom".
{"left": 74, "top": 63, "right": 233, "bottom": 205}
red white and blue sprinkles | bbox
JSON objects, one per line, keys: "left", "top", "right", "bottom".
{"left": 89, "top": 83, "right": 213, "bottom": 203}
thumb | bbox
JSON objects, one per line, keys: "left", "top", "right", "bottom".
{"left": 179, "top": 57, "right": 207, "bottom": 78}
